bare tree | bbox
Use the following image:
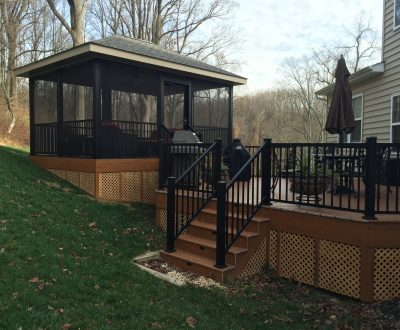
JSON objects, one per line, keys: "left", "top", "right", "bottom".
{"left": 313, "top": 12, "right": 379, "bottom": 86}
{"left": 0, "top": 0, "right": 30, "bottom": 134}
{"left": 46, "top": 0, "right": 88, "bottom": 46}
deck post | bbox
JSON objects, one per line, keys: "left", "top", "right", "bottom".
{"left": 93, "top": 60, "right": 102, "bottom": 158}
{"left": 158, "top": 139, "right": 165, "bottom": 189}
{"left": 29, "top": 78, "right": 35, "bottom": 156}
{"left": 227, "top": 86, "right": 233, "bottom": 146}
{"left": 262, "top": 138, "right": 272, "bottom": 205}
{"left": 363, "top": 137, "right": 377, "bottom": 220}
{"left": 215, "top": 181, "right": 227, "bottom": 268}
{"left": 57, "top": 71, "right": 63, "bottom": 156}
{"left": 166, "top": 177, "right": 176, "bottom": 253}
{"left": 213, "top": 139, "right": 222, "bottom": 188}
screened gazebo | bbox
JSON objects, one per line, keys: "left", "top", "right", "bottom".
{"left": 15, "top": 35, "right": 246, "bottom": 203}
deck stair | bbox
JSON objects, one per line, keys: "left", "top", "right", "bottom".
{"left": 160, "top": 206, "right": 268, "bottom": 282}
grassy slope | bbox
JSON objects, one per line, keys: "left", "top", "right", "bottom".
{"left": 0, "top": 146, "right": 392, "bottom": 329}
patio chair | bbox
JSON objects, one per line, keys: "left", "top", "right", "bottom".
{"left": 341, "top": 147, "right": 365, "bottom": 197}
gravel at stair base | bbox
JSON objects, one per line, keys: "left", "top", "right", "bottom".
{"left": 139, "top": 259, "right": 224, "bottom": 289}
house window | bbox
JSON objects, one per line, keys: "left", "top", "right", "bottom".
{"left": 347, "top": 95, "right": 363, "bottom": 142}
{"left": 395, "top": 0, "right": 400, "bottom": 29}
{"left": 391, "top": 94, "right": 400, "bottom": 143}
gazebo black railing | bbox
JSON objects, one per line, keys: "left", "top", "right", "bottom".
{"left": 31, "top": 120, "right": 228, "bottom": 158}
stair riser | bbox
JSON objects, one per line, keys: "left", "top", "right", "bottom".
{"left": 186, "top": 225, "right": 249, "bottom": 249}
{"left": 198, "top": 212, "right": 261, "bottom": 233}
{"left": 161, "top": 252, "right": 227, "bottom": 282}
{"left": 175, "top": 239, "right": 238, "bottom": 265}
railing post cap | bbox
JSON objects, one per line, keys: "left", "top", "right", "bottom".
{"left": 233, "top": 138, "right": 241, "bottom": 143}
{"left": 263, "top": 138, "right": 272, "bottom": 143}
{"left": 366, "top": 136, "right": 377, "bottom": 143}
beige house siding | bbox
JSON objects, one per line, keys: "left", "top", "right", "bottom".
{"left": 326, "top": 0, "right": 400, "bottom": 143}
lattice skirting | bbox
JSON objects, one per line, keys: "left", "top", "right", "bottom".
{"left": 156, "top": 208, "right": 191, "bottom": 234}
{"left": 50, "top": 169, "right": 95, "bottom": 196}
{"left": 374, "top": 248, "right": 400, "bottom": 300}
{"left": 319, "top": 240, "right": 360, "bottom": 298}
{"left": 239, "top": 238, "right": 267, "bottom": 278}
{"left": 50, "top": 169, "right": 158, "bottom": 204}
{"left": 268, "top": 231, "right": 362, "bottom": 299}
{"left": 158, "top": 208, "right": 167, "bottom": 233}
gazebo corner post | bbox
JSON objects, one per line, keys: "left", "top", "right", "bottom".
{"left": 227, "top": 85, "right": 233, "bottom": 146}
{"left": 183, "top": 81, "right": 192, "bottom": 130}
{"left": 157, "top": 74, "right": 164, "bottom": 143}
{"left": 57, "top": 71, "right": 63, "bottom": 157}
{"left": 93, "top": 60, "right": 102, "bottom": 159}
{"left": 363, "top": 137, "right": 377, "bottom": 220}
{"left": 29, "top": 78, "right": 35, "bottom": 156}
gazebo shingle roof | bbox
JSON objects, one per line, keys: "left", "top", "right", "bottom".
{"left": 92, "top": 35, "right": 243, "bottom": 79}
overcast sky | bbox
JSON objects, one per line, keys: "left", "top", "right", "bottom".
{"left": 233, "top": 0, "right": 383, "bottom": 93}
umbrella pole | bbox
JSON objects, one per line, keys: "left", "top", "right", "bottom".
{"left": 339, "top": 133, "right": 345, "bottom": 144}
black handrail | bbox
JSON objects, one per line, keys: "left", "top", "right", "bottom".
{"left": 215, "top": 139, "right": 271, "bottom": 267}
{"left": 166, "top": 139, "right": 222, "bottom": 252}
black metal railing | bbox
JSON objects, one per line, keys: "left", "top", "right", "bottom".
{"left": 62, "top": 119, "right": 94, "bottom": 157}
{"left": 159, "top": 142, "right": 212, "bottom": 188}
{"left": 160, "top": 124, "right": 173, "bottom": 142}
{"left": 100, "top": 120, "right": 159, "bottom": 157}
{"left": 34, "top": 122, "right": 58, "bottom": 155}
{"left": 269, "top": 137, "right": 400, "bottom": 219}
{"left": 165, "top": 140, "right": 222, "bottom": 252}
{"left": 215, "top": 139, "right": 271, "bottom": 268}
{"left": 375, "top": 142, "right": 400, "bottom": 214}
{"left": 193, "top": 126, "right": 229, "bottom": 146}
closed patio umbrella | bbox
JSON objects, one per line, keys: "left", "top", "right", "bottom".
{"left": 325, "top": 55, "right": 355, "bottom": 143}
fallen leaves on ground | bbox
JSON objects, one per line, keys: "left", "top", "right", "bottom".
{"left": 29, "top": 277, "right": 39, "bottom": 283}
{"left": 186, "top": 316, "right": 198, "bottom": 328}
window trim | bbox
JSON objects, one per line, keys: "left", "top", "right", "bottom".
{"left": 390, "top": 93, "right": 400, "bottom": 143}
{"left": 347, "top": 93, "right": 364, "bottom": 143}
{"left": 394, "top": 0, "right": 400, "bottom": 31}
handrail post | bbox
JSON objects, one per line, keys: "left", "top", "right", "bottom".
{"left": 158, "top": 139, "right": 165, "bottom": 189}
{"left": 213, "top": 139, "right": 222, "bottom": 189}
{"left": 166, "top": 177, "right": 176, "bottom": 252}
{"left": 215, "top": 181, "right": 227, "bottom": 268}
{"left": 363, "top": 137, "right": 377, "bottom": 220}
{"left": 262, "top": 138, "right": 272, "bottom": 205}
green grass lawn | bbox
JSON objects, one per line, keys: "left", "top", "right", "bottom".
{"left": 0, "top": 146, "right": 398, "bottom": 329}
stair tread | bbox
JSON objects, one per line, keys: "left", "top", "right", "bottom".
{"left": 161, "top": 249, "right": 235, "bottom": 272}
{"left": 201, "top": 208, "right": 269, "bottom": 223}
{"left": 178, "top": 234, "right": 247, "bottom": 254}
{"left": 191, "top": 220, "right": 259, "bottom": 238}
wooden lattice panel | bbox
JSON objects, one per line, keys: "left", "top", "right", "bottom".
{"left": 99, "top": 172, "right": 120, "bottom": 200}
{"left": 374, "top": 248, "right": 400, "bottom": 300}
{"left": 158, "top": 209, "right": 167, "bottom": 233}
{"left": 66, "top": 170, "right": 80, "bottom": 187}
{"left": 176, "top": 213, "right": 188, "bottom": 234}
{"left": 50, "top": 169, "right": 67, "bottom": 179}
{"left": 319, "top": 240, "right": 360, "bottom": 299}
{"left": 120, "top": 172, "right": 142, "bottom": 202}
{"left": 240, "top": 238, "right": 267, "bottom": 278}
{"left": 280, "top": 232, "right": 314, "bottom": 285}
{"left": 142, "top": 171, "right": 158, "bottom": 204}
{"left": 269, "top": 230, "right": 277, "bottom": 270}
{"left": 79, "top": 172, "right": 95, "bottom": 196}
